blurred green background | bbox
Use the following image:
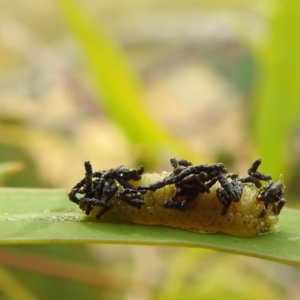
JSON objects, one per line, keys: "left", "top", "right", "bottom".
{"left": 0, "top": 0, "right": 300, "bottom": 299}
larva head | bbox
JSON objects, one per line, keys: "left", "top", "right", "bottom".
{"left": 257, "top": 175, "right": 286, "bottom": 216}
{"left": 257, "top": 175, "right": 285, "bottom": 216}
{"left": 258, "top": 175, "right": 285, "bottom": 204}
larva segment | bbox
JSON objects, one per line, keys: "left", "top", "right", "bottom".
{"left": 86, "top": 173, "right": 280, "bottom": 238}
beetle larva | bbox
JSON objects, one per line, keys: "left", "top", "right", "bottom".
{"left": 68, "top": 158, "right": 285, "bottom": 237}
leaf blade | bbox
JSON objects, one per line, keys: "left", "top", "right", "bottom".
{"left": 0, "top": 188, "right": 299, "bottom": 266}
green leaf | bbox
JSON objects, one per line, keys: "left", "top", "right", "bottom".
{"left": 55, "top": 0, "right": 204, "bottom": 163}
{"left": 0, "top": 188, "right": 299, "bottom": 266}
{"left": 0, "top": 162, "right": 23, "bottom": 186}
{"left": 252, "top": 0, "right": 300, "bottom": 179}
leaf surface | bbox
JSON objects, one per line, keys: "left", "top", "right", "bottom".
{"left": 0, "top": 188, "right": 299, "bottom": 266}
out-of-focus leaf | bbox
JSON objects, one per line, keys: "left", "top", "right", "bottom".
{"left": 0, "top": 188, "right": 299, "bottom": 267}
{"left": 191, "top": 1, "right": 300, "bottom": 179}
{"left": 193, "top": 0, "right": 264, "bottom": 12}
{"left": 252, "top": 0, "right": 300, "bottom": 178}
{"left": 0, "top": 266, "right": 39, "bottom": 300}
{"left": 55, "top": 0, "right": 205, "bottom": 164}
{"left": 0, "top": 162, "right": 23, "bottom": 186}
{"left": 156, "top": 248, "right": 282, "bottom": 300}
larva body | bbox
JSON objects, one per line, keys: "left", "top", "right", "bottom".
{"left": 69, "top": 159, "right": 285, "bottom": 238}
{"left": 88, "top": 172, "right": 279, "bottom": 237}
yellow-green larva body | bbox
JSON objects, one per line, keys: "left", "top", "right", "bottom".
{"left": 88, "top": 172, "right": 279, "bottom": 237}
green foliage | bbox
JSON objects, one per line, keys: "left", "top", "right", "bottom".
{"left": 0, "top": 162, "right": 23, "bottom": 186}
{"left": 252, "top": 0, "right": 300, "bottom": 179}
{"left": 1, "top": 188, "right": 299, "bottom": 267}
{"left": 55, "top": 0, "right": 204, "bottom": 165}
